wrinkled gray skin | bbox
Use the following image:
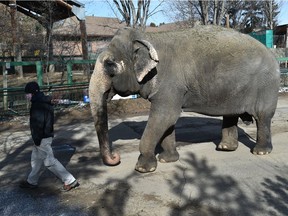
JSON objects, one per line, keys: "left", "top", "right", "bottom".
{"left": 89, "top": 25, "right": 280, "bottom": 173}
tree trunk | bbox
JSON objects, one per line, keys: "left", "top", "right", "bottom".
{"left": 10, "top": 0, "right": 23, "bottom": 78}
{"left": 199, "top": 0, "right": 209, "bottom": 25}
{"left": 79, "top": 19, "right": 89, "bottom": 77}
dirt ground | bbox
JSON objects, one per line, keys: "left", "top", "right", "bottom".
{"left": 1, "top": 94, "right": 288, "bottom": 216}
{"left": 0, "top": 97, "right": 151, "bottom": 131}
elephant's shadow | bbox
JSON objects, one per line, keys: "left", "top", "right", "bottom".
{"left": 109, "top": 116, "right": 256, "bottom": 151}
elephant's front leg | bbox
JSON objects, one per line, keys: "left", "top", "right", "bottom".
{"left": 158, "top": 126, "right": 179, "bottom": 163}
{"left": 135, "top": 105, "right": 181, "bottom": 173}
{"left": 217, "top": 116, "right": 239, "bottom": 151}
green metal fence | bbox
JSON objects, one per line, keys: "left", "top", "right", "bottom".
{"left": 249, "top": 30, "right": 274, "bottom": 48}
{"left": 0, "top": 82, "right": 89, "bottom": 120}
{"left": 0, "top": 59, "right": 96, "bottom": 86}
{"left": 278, "top": 57, "right": 288, "bottom": 91}
{"left": 0, "top": 59, "right": 94, "bottom": 120}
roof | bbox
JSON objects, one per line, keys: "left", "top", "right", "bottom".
{"left": 54, "top": 16, "right": 180, "bottom": 38}
{"left": 274, "top": 24, "right": 288, "bottom": 35}
{"left": 0, "top": 0, "right": 83, "bottom": 23}
{"left": 85, "top": 16, "right": 126, "bottom": 37}
{"left": 53, "top": 16, "right": 126, "bottom": 37}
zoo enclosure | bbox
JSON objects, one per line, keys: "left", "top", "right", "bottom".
{"left": 0, "top": 59, "right": 95, "bottom": 119}
{"left": 1, "top": 57, "right": 288, "bottom": 119}
{"left": 278, "top": 57, "right": 288, "bottom": 89}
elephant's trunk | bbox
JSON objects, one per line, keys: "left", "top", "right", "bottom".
{"left": 89, "top": 56, "right": 120, "bottom": 166}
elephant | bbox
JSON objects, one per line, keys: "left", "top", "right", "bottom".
{"left": 89, "top": 25, "right": 280, "bottom": 173}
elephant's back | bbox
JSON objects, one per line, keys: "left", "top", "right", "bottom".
{"left": 148, "top": 26, "right": 279, "bottom": 115}
{"left": 147, "top": 25, "right": 279, "bottom": 79}
{"left": 147, "top": 25, "right": 272, "bottom": 58}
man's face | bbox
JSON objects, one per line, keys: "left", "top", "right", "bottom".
{"left": 26, "top": 93, "right": 32, "bottom": 101}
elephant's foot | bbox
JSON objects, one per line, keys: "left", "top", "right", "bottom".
{"left": 158, "top": 150, "right": 179, "bottom": 163}
{"left": 219, "top": 117, "right": 238, "bottom": 151}
{"left": 135, "top": 154, "right": 157, "bottom": 173}
{"left": 217, "top": 141, "right": 238, "bottom": 151}
{"left": 252, "top": 144, "right": 272, "bottom": 155}
{"left": 102, "top": 152, "right": 121, "bottom": 166}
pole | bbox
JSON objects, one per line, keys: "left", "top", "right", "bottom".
{"left": 36, "top": 61, "right": 43, "bottom": 86}
{"left": 3, "top": 64, "right": 8, "bottom": 110}
{"left": 79, "top": 19, "right": 89, "bottom": 77}
{"left": 226, "top": 14, "right": 230, "bottom": 28}
{"left": 10, "top": 0, "right": 23, "bottom": 78}
{"left": 67, "top": 62, "right": 73, "bottom": 85}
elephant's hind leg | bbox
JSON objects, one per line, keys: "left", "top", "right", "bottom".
{"left": 252, "top": 113, "right": 273, "bottom": 155}
{"left": 217, "top": 116, "right": 239, "bottom": 151}
{"left": 158, "top": 126, "right": 179, "bottom": 163}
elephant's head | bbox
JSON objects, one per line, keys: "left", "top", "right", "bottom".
{"left": 89, "top": 28, "right": 159, "bottom": 166}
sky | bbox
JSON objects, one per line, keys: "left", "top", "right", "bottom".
{"left": 278, "top": 0, "right": 288, "bottom": 25}
{"left": 80, "top": 0, "right": 288, "bottom": 26}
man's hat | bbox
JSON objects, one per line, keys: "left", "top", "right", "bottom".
{"left": 24, "top": 81, "right": 40, "bottom": 94}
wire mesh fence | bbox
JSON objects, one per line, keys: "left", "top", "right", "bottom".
{"left": 0, "top": 82, "right": 89, "bottom": 121}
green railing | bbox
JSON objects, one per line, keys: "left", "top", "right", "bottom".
{"left": 0, "top": 59, "right": 96, "bottom": 86}
{"left": 278, "top": 57, "right": 288, "bottom": 90}
{"left": 0, "top": 59, "right": 95, "bottom": 119}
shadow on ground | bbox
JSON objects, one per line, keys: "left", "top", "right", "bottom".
{"left": 121, "top": 116, "right": 256, "bottom": 151}
{"left": 0, "top": 115, "right": 287, "bottom": 215}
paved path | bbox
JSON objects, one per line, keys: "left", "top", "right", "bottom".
{"left": 0, "top": 96, "right": 288, "bottom": 215}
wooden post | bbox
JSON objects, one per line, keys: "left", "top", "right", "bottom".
{"left": 45, "top": 23, "right": 55, "bottom": 73}
{"left": 226, "top": 14, "right": 230, "bottom": 28}
{"left": 79, "top": 19, "right": 89, "bottom": 77}
{"left": 3, "top": 64, "right": 8, "bottom": 111}
{"left": 284, "top": 27, "right": 288, "bottom": 48}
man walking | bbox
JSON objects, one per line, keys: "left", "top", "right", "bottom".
{"left": 20, "top": 81, "right": 79, "bottom": 191}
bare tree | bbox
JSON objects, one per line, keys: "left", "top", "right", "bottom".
{"left": 0, "top": 5, "right": 13, "bottom": 58}
{"left": 109, "top": 0, "right": 164, "bottom": 31}
{"left": 167, "top": 0, "right": 227, "bottom": 26}
{"left": 0, "top": 2, "right": 82, "bottom": 82}
{"left": 262, "top": 0, "right": 280, "bottom": 29}
{"left": 213, "top": 0, "right": 226, "bottom": 25}
{"left": 9, "top": 1, "right": 23, "bottom": 77}
{"left": 198, "top": 0, "right": 209, "bottom": 25}
{"left": 230, "top": 0, "right": 279, "bottom": 32}
{"left": 166, "top": 0, "right": 280, "bottom": 32}
{"left": 27, "top": 1, "right": 57, "bottom": 75}
{"left": 0, "top": 4, "right": 43, "bottom": 76}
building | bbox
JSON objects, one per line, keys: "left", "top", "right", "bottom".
{"left": 52, "top": 16, "right": 179, "bottom": 58}
{"left": 274, "top": 24, "right": 288, "bottom": 48}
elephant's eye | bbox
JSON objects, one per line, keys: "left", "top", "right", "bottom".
{"left": 104, "top": 59, "right": 117, "bottom": 77}
{"left": 105, "top": 59, "right": 115, "bottom": 66}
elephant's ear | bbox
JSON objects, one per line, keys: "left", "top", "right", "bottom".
{"left": 133, "top": 39, "right": 159, "bottom": 82}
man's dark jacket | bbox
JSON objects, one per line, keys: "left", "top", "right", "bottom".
{"left": 30, "top": 92, "right": 54, "bottom": 146}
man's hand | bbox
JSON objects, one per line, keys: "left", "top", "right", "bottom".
{"left": 51, "top": 92, "right": 62, "bottom": 104}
